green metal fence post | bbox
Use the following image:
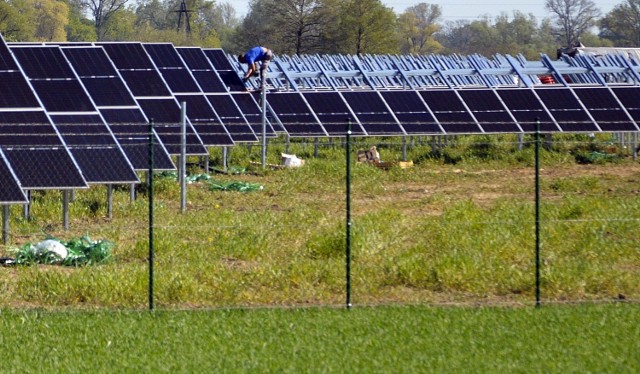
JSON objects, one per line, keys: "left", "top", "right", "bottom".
{"left": 149, "top": 120, "right": 155, "bottom": 311}
{"left": 535, "top": 118, "right": 541, "bottom": 308}
{"left": 346, "top": 119, "right": 352, "bottom": 309}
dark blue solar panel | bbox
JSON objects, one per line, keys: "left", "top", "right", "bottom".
{"left": 174, "top": 94, "right": 234, "bottom": 146}
{"left": 101, "top": 108, "right": 147, "bottom": 123}
{"left": 0, "top": 72, "right": 41, "bottom": 107}
{"left": 611, "top": 87, "right": 640, "bottom": 123}
{"left": 70, "top": 147, "right": 138, "bottom": 183}
{"left": 0, "top": 35, "right": 20, "bottom": 71}
{"left": 419, "top": 90, "right": 481, "bottom": 133}
{"left": 11, "top": 46, "right": 75, "bottom": 79}
{"left": 380, "top": 91, "right": 441, "bottom": 134}
{"left": 61, "top": 47, "right": 119, "bottom": 76}
{"left": 496, "top": 88, "right": 559, "bottom": 132}
{"left": 203, "top": 49, "right": 234, "bottom": 70}
{"left": 534, "top": 88, "right": 599, "bottom": 132}
{"left": 231, "top": 93, "right": 279, "bottom": 135}
{"left": 119, "top": 70, "right": 172, "bottom": 97}
{"left": 175, "top": 47, "right": 228, "bottom": 93}
{"left": 457, "top": 89, "right": 520, "bottom": 133}
{"left": 203, "top": 96, "right": 258, "bottom": 142}
{"left": 81, "top": 77, "right": 137, "bottom": 106}
{"left": 215, "top": 71, "right": 245, "bottom": 92}
{"left": 30, "top": 80, "right": 95, "bottom": 112}
{"left": 48, "top": 114, "right": 117, "bottom": 146}
{"left": 0, "top": 111, "right": 62, "bottom": 147}
{"left": 191, "top": 71, "right": 227, "bottom": 93}
{"left": 97, "top": 43, "right": 155, "bottom": 70}
{"left": 158, "top": 69, "right": 201, "bottom": 93}
{"left": 143, "top": 43, "right": 184, "bottom": 68}
{"left": 341, "top": 91, "right": 404, "bottom": 135}
{"left": 302, "top": 92, "right": 365, "bottom": 136}
{"left": 176, "top": 47, "right": 212, "bottom": 70}
{"left": 0, "top": 151, "right": 27, "bottom": 203}
{"left": 4, "top": 148, "right": 87, "bottom": 189}
{"left": 137, "top": 98, "right": 208, "bottom": 155}
{"left": 266, "top": 92, "right": 326, "bottom": 136}
{"left": 573, "top": 87, "right": 638, "bottom": 132}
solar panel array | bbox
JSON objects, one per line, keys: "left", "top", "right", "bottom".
{"left": 2, "top": 32, "right": 640, "bottom": 203}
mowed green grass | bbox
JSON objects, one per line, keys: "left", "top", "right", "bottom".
{"left": 0, "top": 303, "right": 638, "bottom": 372}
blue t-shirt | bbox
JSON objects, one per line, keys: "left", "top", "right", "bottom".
{"left": 244, "top": 47, "right": 267, "bottom": 64}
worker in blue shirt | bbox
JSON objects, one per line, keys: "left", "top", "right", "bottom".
{"left": 237, "top": 46, "right": 273, "bottom": 87}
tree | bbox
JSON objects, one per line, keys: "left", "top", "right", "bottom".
{"left": 599, "top": 0, "right": 640, "bottom": 47}
{"left": 329, "top": 0, "right": 398, "bottom": 55}
{"left": 33, "top": 0, "right": 69, "bottom": 41}
{"left": 437, "top": 18, "right": 498, "bottom": 56}
{"left": 396, "top": 3, "right": 443, "bottom": 54}
{"left": 234, "top": 0, "right": 330, "bottom": 55}
{"left": 0, "top": 0, "right": 37, "bottom": 41}
{"left": 70, "top": 0, "right": 129, "bottom": 40}
{"left": 545, "top": 0, "right": 601, "bottom": 47}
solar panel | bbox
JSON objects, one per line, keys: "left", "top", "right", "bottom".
{"left": 60, "top": 46, "right": 174, "bottom": 171}
{"left": 611, "top": 86, "right": 640, "bottom": 123}
{"left": 97, "top": 42, "right": 155, "bottom": 69}
{"left": 0, "top": 149, "right": 27, "bottom": 204}
{"left": 4, "top": 148, "right": 87, "bottom": 189}
{"left": 98, "top": 43, "right": 207, "bottom": 155}
{"left": 11, "top": 45, "right": 138, "bottom": 184}
{"left": 0, "top": 72, "right": 42, "bottom": 107}
{"left": 176, "top": 47, "right": 228, "bottom": 93}
{"left": 572, "top": 87, "right": 638, "bottom": 132}
{"left": 302, "top": 92, "right": 365, "bottom": 136}
{"left": 203, "top": 49, "right": 245, "bottom": 91}
{"left": 340, "top": 91, "right": 405, "bottom": 135}
{"left": 379, "top": 91, "right": 442, "bottom": 134}
{"left": 143, "top": 43, "right": 184, "bottom": 68}
{"left": 266, "top": 92, "right": 326, "bottom": 136}
{"left": 119, "top": 70, "right": 173, "bottom": 97}
{"left": 418, "top": 90, "right": 481, "bottom": 133}
{"left": 0, "top": 36, "right": 86, "bottom": 190}
{"left": 495, "top": 88, "right": 559, "bottom": 132}
{"left": 204, "top": 94, "right": 259, "bottom": 142}
{"left": 534, "top": 87, "right": 599, "bottom": 132}
{"left": 231, "top": 93, "right": 279, "bottom": 135}
{"left": 137, "top": 98, "right": 207, "bottom": 154}
{"left": 456, "top": 89, "right": 521, "bottom": 133}
{"left": 0, "top": 38, "right": 20, "bottom": 71}
{"left": 174, "top": 94, "right": 234, "bottom": 146}
{"left": 11, "top": 46, "right": 75, "bottom": 79}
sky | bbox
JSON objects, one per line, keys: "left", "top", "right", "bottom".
{"left": 230, "top": 0, "right": 620, "bottom": 21}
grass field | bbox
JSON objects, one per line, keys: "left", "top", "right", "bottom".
{"left": 0, "top": 135, "right": 639, "bottom": 309}
{"left": 0, "top": 303, "right": 638, "bottom": 372}
{"left": 0, "top": 135, "right": 638, "bottom": 371}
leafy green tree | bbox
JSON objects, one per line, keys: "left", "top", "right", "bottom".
{"left": 328, "top": 0, "right": 398, "bottom": 54}
{"left": 437, "top": 18, "right": 498, "bottom": 56}
{"left": 599, "top": 0, "right": 640, "bottom": 46}
{"left": 234, "top": 0, "right": 330, "bottom": 55}
{"left": 66, "top": 3, "right": 98, "bottom": 41}
{"left": 0, "top": 0, "right": 36, "bottom": 41}
{"left": 396, "top": 3, "right": 442, "bottom": 54}
{"left": 545, "top": 0, "right": 601, "bottom": 47}
{"left": 70, "top": 0, "right": 129, "bottom": 40}
{"left": 33, "top": 0, "right": 70, "bottom": 41}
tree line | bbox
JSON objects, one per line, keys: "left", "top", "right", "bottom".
{"left": 1, "top": 0, "right": 639, "bottom": 59}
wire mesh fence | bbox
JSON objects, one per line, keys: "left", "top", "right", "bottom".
{"left": 0, "top": 134, "right": 639, "bottom": 310}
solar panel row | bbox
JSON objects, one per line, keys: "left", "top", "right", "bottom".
{"left": 2, "top": 32, "right": 640, "bottom": 203}
{"left": 266, "top": 87, "right": 639, "bottom": 137}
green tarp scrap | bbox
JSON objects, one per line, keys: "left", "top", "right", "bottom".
{"left": 207, "top": 180, "right": 263, "bottom": 192}
{"left": 12, "top": 236, "right": 113, "bottom": 266}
